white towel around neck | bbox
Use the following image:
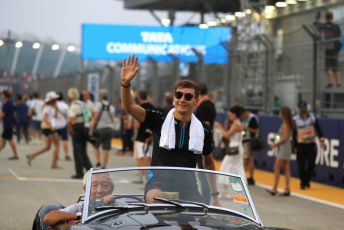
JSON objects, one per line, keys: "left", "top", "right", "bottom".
{"left": 159, "top": 108, "right": 204, "bottom": 154}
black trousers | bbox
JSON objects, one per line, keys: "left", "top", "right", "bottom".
{"left": 72, "top": 123, "right": 92, "bottom": 176}
{"left": 296, "top": 143, "right": 317, "bottom": 187}
{"left": 122, "top": 129, "right": 133, "bottom": 151}
{"left": 16, "top": 120, "right": 29, "bottom": 143}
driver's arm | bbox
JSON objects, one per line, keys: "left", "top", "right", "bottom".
{"left": 121, "top": 83, "right": 146, "bottom": 123}
{"left": 203, "top": 154, "right": 219, "bottom": 205}
{"left": 43, "top": 210, "right": 80, "bottom": 226}
{"left": 120, "top": 55, "right": 146, "bottom": 123}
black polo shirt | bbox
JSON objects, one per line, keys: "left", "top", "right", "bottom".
{"left": 143, "top": 108, "right": 214, "bottom": 168}
{"left": 136, "top": 102, "right": 155, "bottom": 142}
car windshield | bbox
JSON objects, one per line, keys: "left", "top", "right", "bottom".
{"left": 82, "top": 167, "right": 261, "bottom": 225}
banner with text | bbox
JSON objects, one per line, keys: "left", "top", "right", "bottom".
{"left": 87, "top": 73, "right": 99, "bottom": 103}
{"left": 82, "top": 24, "right": 230, "bottom": 64}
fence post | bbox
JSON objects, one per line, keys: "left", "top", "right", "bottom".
{"left": 303, "top": 24, "right": 320, "bottom": 116}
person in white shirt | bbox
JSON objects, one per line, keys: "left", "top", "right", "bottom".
{"left": 90, "top": 89, "right": 115, "bottom": 169}
{"left": 67, "top": 88, "right": 92, "bottom": 179}
{"left": 81, "top": 90, "right": 96, "bottom": 129}
{"left": 29, "top": 93, "right": 44, "bottom": 140}
{"left": 26, "top": 91, "right": 62, "bottom": 169}
{"left": 56, "top": 92, "right": 71, "bottom": 161}
{"left": 215, "top": 105, "right": 246, "bottom": 192}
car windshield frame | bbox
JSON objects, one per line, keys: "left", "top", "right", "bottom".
{"left": 82, "top": 166, "right": 262, "bottom": 226}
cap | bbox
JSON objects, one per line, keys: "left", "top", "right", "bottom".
{"left": 44, "top": 91, "right": 59, "bottom": 103}
{"left": 297, "top": 100, "right": 308, "bottom": 108}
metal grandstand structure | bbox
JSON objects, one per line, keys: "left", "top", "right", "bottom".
{"left": 120, "top": 0, "right": 344, "bottom": 118}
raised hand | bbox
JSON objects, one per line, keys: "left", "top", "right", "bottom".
{"left": 121, "top": 55, "right": 139, "bottom": 86}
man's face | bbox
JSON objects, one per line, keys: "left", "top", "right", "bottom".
{"left": 90, "top": 174, "right": 114, "bottom": 202}
{"left": 299, "top": 107, "right": 308, "bottom": 116}
{"left": 174, "top": 87, "right": 198, "bottom": 115}
{"left": 82, "top": 91, "right": 89, "bottom": 101}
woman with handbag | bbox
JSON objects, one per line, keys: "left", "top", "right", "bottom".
{"left": 267, "top": 106, "right": 295, "bottom": 196}
{"left": 215, "top": 105, "right": 246, "bottom": 192}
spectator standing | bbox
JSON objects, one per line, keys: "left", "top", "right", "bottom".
{"left": 57, "top": 92, "right": 71, "bottom": 161}
{"left": 294, "top": 101, "right": 325, "bottom": 189}
{"left": 81, "top": 90, "right": 96, "bottom": 134}
{"left": 195, "top": 83, "right": 217, "bottom": 128}
{"left": 90, "top": 89, "right": 115, "bottom": 169}
{"left": 133, "top": 90, "right": 154, "bottom": 183}
{"left": 26, "top": 91, "right": 61, "bottom": 169}
{"left": 81, "top": 90, "right": 98, "bottom": 165}
{"left": 267, "top": 106, "right": 295, "bottom": 196}
{"left": 30, "top": 93, "right": 44, "bottom": 140}
{"left": 322, "top": 11, "right": 342, "bottom": 88}
{"left": 194, "top": 82, "right": 216, "bottom": 202}
{"left": 25, "top": 94, "right": 34, "bottom": 139}
{"left": 14, "top": 94, "right": 30, "bottom": 143}
{"left": 0, "top": 90, "right": 19, "bottom": 160}
{"left": 240, "top": 108, "right": 259, "bottom": 185}
{"left": 215, "top": 106, "right": 245, "bottom": 190}
{"left": 67, "top": 88, "right": 92, "bottom": 179}
{"left": 161, "top": 92, "right": 174, "bottom": 114}
{"left": 117, "top": 110, "right": 134, "bottom": 156}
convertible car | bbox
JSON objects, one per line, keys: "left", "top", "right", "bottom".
{"left": 33, "top": 167, "right": 289, "bottom": 229}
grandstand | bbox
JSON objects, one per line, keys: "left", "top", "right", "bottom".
{"left": 0, "top": 31, "right": 105, "bottom": 94}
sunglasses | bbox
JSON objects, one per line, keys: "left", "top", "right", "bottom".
{"left": 175, "top": 91, "right": 194, "bottom": 101}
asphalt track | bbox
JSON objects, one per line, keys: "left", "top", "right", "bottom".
{"left": 0, "top": 139, "right": 343, "bottom": 230}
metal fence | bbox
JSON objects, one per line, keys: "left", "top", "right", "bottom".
{"left": 2, "top": 19, "right": 344, "bottom": 119}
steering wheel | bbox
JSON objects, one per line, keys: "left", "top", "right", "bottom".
{"left": 114, "top": 195, "right": 144, "bottom": 202}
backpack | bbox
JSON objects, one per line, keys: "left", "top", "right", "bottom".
{"left": 93, "top": 103, "right": 114, "bottom": 130}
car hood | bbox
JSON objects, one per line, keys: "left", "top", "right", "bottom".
{"left": 75, "top": 211, "right": 265, "bottom": 230}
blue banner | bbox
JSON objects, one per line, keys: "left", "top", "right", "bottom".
{"left": 82, "top": 24, "right": 230, "bottom": 64}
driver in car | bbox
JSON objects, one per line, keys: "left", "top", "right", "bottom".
{"left": 43, "top": 172, "right": 116, "bottom": 226}
{"left": 120, "top": 55, "right": 219, "bottom": 206}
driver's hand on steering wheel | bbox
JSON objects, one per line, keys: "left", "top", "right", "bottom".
{"left": 102, "top": 194, "right": 115, "bottom": 205}
{"left": 211, "top": 196, "right": 220, "bottom": 207}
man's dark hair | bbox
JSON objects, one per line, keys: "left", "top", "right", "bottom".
{"left": 2, "top": 90, "right": 11, "bottom": 99}
{"left": 326, "top": 11, "right": 333, "bottom": 21}
{"left": 33, "top": 92, "right": 40, "bottom": 98}
{"left": 174, "top": 80, "right": 200, "bottom": 99}
{"left": 198, "top": 82, "right": 208, "bottom": 95}
{"left": 138, "top": 90, "right": 148, "bottom": 101}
